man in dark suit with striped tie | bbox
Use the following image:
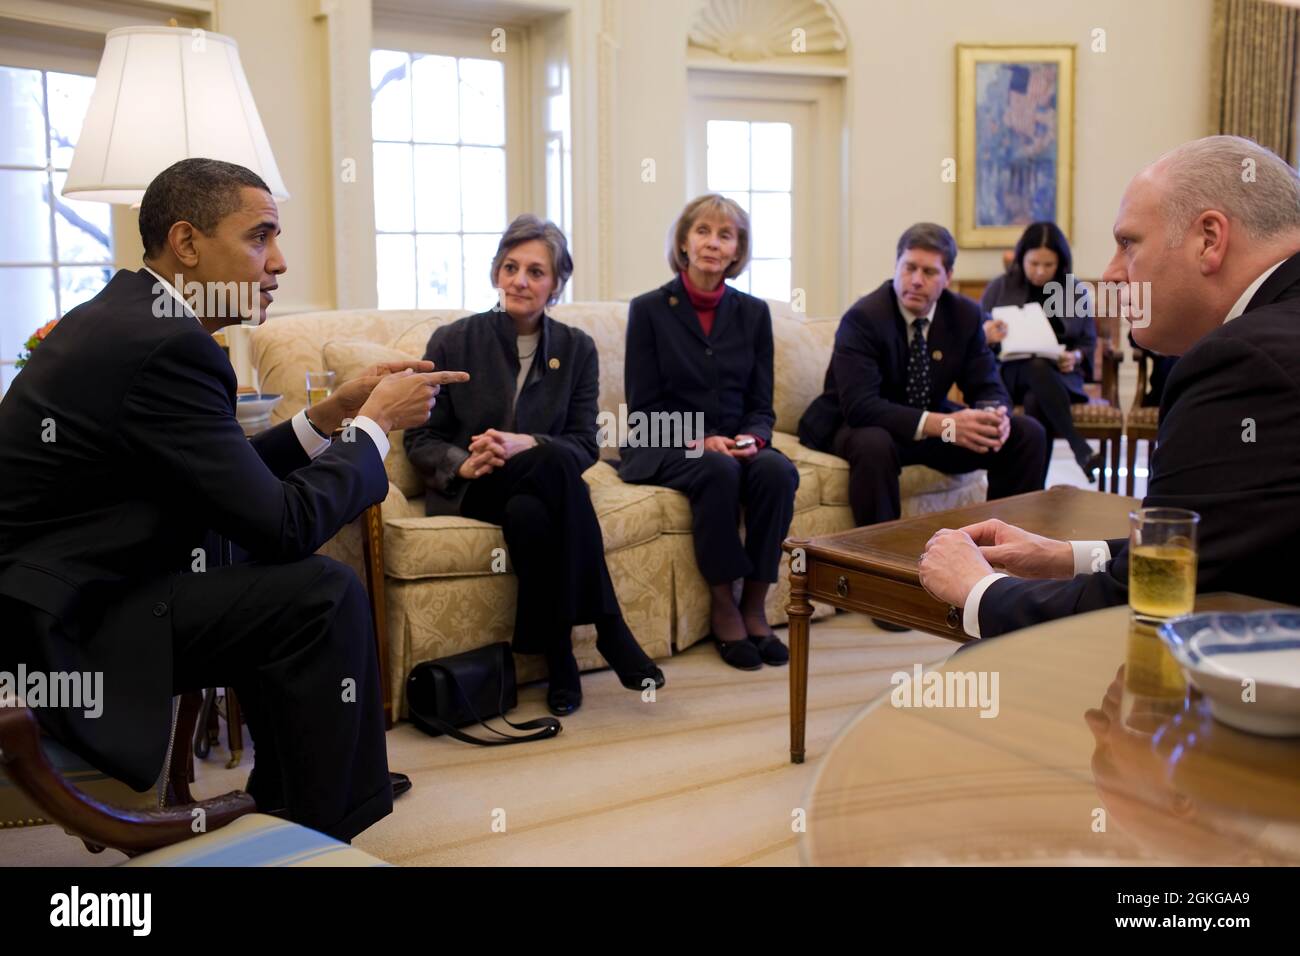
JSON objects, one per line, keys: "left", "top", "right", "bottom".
{"left": 799, "top": 222, "right": 1047, "bottom": 528}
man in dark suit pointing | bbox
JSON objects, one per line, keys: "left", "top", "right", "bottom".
{"left": 0, "top": 158, "right": 467, "bottom": 841}
{"left": 919, "top": 136, "right": 1300, "bottom": 639}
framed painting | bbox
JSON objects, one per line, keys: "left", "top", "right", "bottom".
{"left": 955, "top": 44, "right": 1074, "bottom": 248}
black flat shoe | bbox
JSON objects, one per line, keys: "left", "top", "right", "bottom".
{"left": 714, "top": 635, "right": 763, "bottom": 671}
{"left": 390, "top": 771, "right": 412, "bottom": 799}
{"left": 547, "top": 686, "right": 583, "bottom": 716}
{"left": 749, "top": 633, "right": 789, "bottom": 666}
{"left": 616, "top": 665, "right": 666, "bottom": 691}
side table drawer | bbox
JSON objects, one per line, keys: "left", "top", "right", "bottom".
{"left": 807, "top": 563, "right": 966, "bottom": 637}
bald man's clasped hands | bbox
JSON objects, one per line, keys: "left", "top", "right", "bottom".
{"left": 919, "top": 519, "right": 1078, "bottom": 609}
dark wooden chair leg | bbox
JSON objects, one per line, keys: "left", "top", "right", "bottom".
{"left": 193, "top": 688, "right": 216, "bottom": 759}
{"left": 1126, "top": 435, "right": 1139, "bottom": 497}
{"left": 1108, "top": 432, "right": 1122, "bottom": 494}
{"left": 224, "top": 689, "right": 243, "bottom": 769}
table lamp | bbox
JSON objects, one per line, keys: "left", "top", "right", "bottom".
{"left": 62, "top": 25, "right": 288, "bottom": 205}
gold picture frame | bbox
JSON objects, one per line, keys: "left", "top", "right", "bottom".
{"left": 955, "top": 44, "right": 1075, "bottom": 249}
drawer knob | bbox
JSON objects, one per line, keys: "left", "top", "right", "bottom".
{"left": 836, "top": 575, "right": 849, "bottom": 598}
{"left": 946, "top": 606, "right": 960, "bottom": 629}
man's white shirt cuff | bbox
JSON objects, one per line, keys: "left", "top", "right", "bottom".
{"left": 291, "top": 410, "right": 332, "bottom": 459}
{"left": 352, "top": 415, "right": 391, "bottom": 460}
{"left": 914, "top": 411, "right": 929, "bottom": 441}
{"left": 1071, "top": 540, "right": 1112, "bottom": 575}
{"left": 963, "top": 572, "right": 1008, "bottom": 639}
{"left": 290, "top": 411, "right": 391, "bottom": 461}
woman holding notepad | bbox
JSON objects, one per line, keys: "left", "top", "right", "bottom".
{"left": 981, "top": 222, "right": 1102, "bottom": 479}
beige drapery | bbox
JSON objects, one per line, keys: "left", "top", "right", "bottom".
{"left": 1211, "top": 0, "right": 1300, "bottom": 164}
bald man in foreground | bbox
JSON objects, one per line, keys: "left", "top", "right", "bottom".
{"left": 919, "top": 136, "right": 1300, "bottom": 639}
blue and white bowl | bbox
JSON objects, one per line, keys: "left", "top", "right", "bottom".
{"left": 1158, "top": 611, "right": 1300, "bottom": 736}
{"left": 235, "top": 392, "right": 282, "bottom": 435}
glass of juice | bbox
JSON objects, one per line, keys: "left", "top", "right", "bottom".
{"left": 306, "top": 370, "right": 335, "bottom": 407}
{"left": 1128, "top": 507, "right": 1199, "bottom": 625}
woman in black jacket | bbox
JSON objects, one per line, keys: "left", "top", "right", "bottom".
{"left": 619, "top": 195, "right": 799, "bottom": 672}
{"left": 404, "top": 215, "right": 663, "bottom": 716}
{"left": 981, "top": 222, "right": 1102, "bottom": 478}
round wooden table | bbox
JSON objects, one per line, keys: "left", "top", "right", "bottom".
{"left": 803, "top": 597, "right": 1300, "bottom": 866}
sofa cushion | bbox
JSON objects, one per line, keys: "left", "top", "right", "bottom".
{"left": 320, "top": 339, "right": 427, "bottom": 498}
{"left": 252, "top": 309, "right": 460, "bottom": 420}
{"left": 771, "top": 430, "right": 986, "bottom": 506}
{"left": 771, "top": 313, "right": 838, "bottom": 435}
{"left": 384, "top": 479, "right": 664, "bottom": 579}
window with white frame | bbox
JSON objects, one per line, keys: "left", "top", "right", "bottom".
{"left": 0, "top": 64, "right": 113, "bottom": 395}
{"left": 705, "top": 119, "right": 792, "bottom": 301}
{"left": 370, "top": 49, "right": 508, "bottom": 312}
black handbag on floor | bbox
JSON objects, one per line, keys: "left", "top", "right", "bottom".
{"left": 406, "top": 642, "right": 562, "bottom": 746}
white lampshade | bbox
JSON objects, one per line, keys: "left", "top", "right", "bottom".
{"left": 63, "top": 26, "right": 289, "bottom": 204}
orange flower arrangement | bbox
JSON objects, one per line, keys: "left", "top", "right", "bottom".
{"left": 15, "top": 319, "right": 59, "bottom": 368}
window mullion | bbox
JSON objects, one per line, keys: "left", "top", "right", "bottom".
{"left": 40, "top": 71, "right": 61, "bottom": 319}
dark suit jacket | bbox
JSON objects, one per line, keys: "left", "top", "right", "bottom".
{"left": 618, "top": 276, "right": 778, "bottom": 483}
{"left": 0, "top": 268, "right": 388, "bottom": 789}
{"left": 403, "top": 309, "right": 599, "bottom": 516}
{"left": 980, "top": 271, "right": 1096, "bottom": 400}
{"left": 798, "top": 281, "right": 1009, "bottom": 451}
{"left": 979, "top": 251, "right": 1300, "bottom": 637}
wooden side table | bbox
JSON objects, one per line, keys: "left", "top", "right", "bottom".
{"left": 783, "top": 486, "right": 1136, "bottom": 763}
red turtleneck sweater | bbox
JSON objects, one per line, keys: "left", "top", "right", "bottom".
{"left": 680, "top": 270, "right": 725, "bottom": 337}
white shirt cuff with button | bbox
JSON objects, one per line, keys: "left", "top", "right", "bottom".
{"left": 290, "top": 410, "right": 390, "bottom": 461}
{"left": 1071, "top": 539, "right": 1113, "bottom": 575}
{"left": 914, "top": 411, "right": 929, "bottom": 442}
{"left": 962, "top": 572, "right": 1008, "bottom": 639}
{"left": 961, "top": 539, "right": 1114, "bottom": 639}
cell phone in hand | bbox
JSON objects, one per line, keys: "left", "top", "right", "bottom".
{"left": 734, "top": 437, "right": 756, "bottom": 449}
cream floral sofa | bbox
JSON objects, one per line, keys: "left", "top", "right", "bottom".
{"left": 251, "top": 303, "right": 986, "bottom": 717}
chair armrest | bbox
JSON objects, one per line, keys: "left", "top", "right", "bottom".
{"left": 1130, "top": 348, "right": 1152, "bottom": 413}
{"left": 1098, "top": 341, "right": 1123, "bottom": 407}
{"left": 0, "top": 706, "right": 256, "bottom": 856}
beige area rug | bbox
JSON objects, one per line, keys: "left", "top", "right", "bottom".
{"left": 0, "top": 614, "right": 957, "bottom": 867}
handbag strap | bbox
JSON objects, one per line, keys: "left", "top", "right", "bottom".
{"left": 414, "top": 657, "right": 561, "bottom": 747}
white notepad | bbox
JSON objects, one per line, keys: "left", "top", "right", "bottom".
{"left": 991, "top": 303, "right": 1064, "bottom": 361}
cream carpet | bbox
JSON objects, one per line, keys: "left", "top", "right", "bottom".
{"left": 0, "top": 613, "right": 957, "bottom": 867}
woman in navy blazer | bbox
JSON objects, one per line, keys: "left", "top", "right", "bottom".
{"left": 981, "top": 222, "right": 1102, "bottom": 478}
{"left": 405, "top": 216, "right": 663, "bottom": 716}
{"left": 620, "top": 195, "right": 799, "bottom": 672}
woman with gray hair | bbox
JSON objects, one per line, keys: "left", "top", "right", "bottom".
{"left": 405, "top": 214, "right": 664, "bottom": 716}
{"left": 619, "top": 195, "right": 799, "bottom": 672}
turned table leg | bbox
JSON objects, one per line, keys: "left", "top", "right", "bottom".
{"left": 786, "top": 541, "right": 813, "bottom": 764}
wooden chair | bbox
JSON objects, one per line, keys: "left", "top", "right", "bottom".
{"left": 0, "top": 691, "right": 255, "bottom": 856}
{"left": 1125, "top": 347, "right": 1162, "bottom": 496}
{"left": 1066, "top": 307, "right": 1125, "bottom": 493}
